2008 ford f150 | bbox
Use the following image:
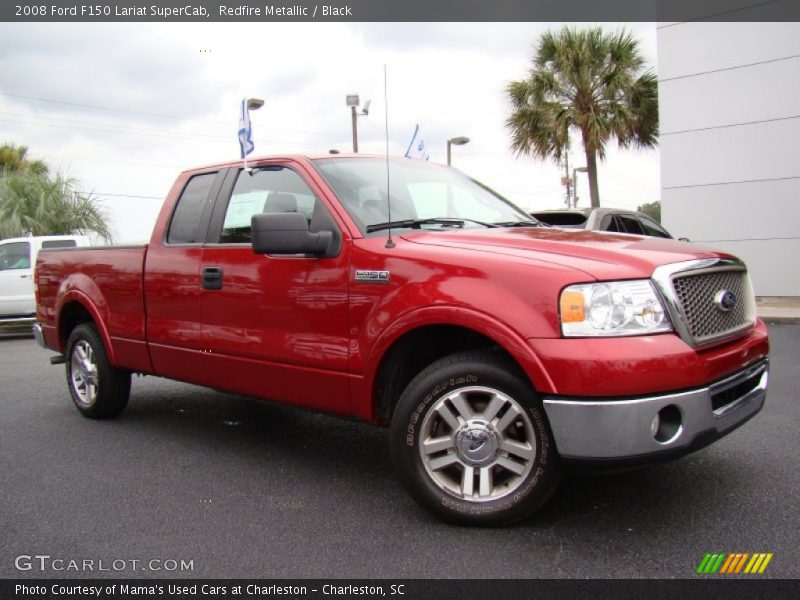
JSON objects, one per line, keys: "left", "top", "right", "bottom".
{"left": 34, "top": 155, "right": 769, "bottom": 525}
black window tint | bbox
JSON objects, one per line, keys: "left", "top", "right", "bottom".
{"left": 41, "top": 240, "right": 77, "bottom": 249}
{"left": 618, "top": 215, "right": 645, "bottom": 235}
{"left": 167, "top": 173, "right": 216, "bottom": 244}
{"left": 219, "top": 167, "right": 319, "bottom": 244}
{"left": 639, "top": 217, "right": 671, "bottom": 238}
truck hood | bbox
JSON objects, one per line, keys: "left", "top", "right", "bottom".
{"left": 400, "top": 228, "right": 727, "bottom": 281}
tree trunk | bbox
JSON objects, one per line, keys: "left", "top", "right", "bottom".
{"left": 584, "top": 143, "right": 601, "bottom": 208}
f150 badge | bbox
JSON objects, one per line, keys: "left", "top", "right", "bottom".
{"left": 355, "top": 270, "right": 390, "bottom": 283}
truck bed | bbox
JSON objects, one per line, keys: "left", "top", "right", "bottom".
{"left": 36, "top": 246, "right": 151, "bottom": 372}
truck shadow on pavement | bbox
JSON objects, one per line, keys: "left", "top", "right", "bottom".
{"left": 111, "top": 378, "right": 749, "bottom": 532}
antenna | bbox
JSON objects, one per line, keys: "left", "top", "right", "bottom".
{"left": 384, "top": 64, "right": 395, "bottom": 249}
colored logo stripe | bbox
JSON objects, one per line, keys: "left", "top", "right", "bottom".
{"left": 697, "top": 552, "right": 773, "bottom": 574}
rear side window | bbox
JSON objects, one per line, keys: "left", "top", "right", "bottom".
{"left": 618, "top": 215, "right": 645, "bottom": 235}
{"left": 598, "top": 214, "right": 619, "bottom": 232}
{"left": 532, "top": 212, "right": 588, "bottom": 228}
{"left": 0, "top": 241, "right": 31, "bottom": 270}
{"left": 167, "top": 173, "right": 217, "bottom": 244}
{"left": 41, "top": 240, "right": 77, "bottom": 249}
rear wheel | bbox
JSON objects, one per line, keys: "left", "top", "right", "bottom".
{"left": 390, "top": 350, "right": 560, "bottom": 525}
{"left": 66, "top": 323, "right": 130, "bottom": 419}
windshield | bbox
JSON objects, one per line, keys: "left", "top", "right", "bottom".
{"left": 313, "top": 158, "right": 536, "bottom": 236}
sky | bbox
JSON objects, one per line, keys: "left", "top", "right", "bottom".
{"left": 0, "top": 22, "right": 660, "bottom": 243}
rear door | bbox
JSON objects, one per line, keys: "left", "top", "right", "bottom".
{"left": 144, "top": 169, "right": 226, "bottom": 378}
{"left": 0, "top": 240, "right": 33, "bottom": 316}
{"left": 194, "top": 161, "right": 352, "bottom": 414}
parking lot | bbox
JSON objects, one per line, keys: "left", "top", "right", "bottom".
{"left": 1, "top": 324, "right": 798, "bottom": 579}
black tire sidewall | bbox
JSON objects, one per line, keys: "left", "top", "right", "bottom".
{"left": 65, "top": 323, "right": 129, "bottom": 419}
{"left": 390, "top": 351, "right": 559, "bottom": 526}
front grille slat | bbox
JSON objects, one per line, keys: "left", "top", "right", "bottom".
{"left": 671, "top": 269, "right": 752, "bottom": 344}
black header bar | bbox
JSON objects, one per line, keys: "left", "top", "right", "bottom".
{"left": 3, "top": 0, "right": 800, "bottom": 22}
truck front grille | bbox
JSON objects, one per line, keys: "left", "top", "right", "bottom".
{"left": 671, "top": 269, "right": 754, "bottom": 345}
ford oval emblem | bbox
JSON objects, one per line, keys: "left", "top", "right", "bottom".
{"left": 713, "top": 290, "right": 736, "bottom": 312}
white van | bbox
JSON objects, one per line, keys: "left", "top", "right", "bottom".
{"left": 0, "top": 235, "right": 91, "bottom": 328}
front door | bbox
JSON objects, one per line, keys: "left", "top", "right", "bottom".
{"left": 196, "top": 161, "right": 352, "bottom": 414}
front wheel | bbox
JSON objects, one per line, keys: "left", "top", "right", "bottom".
{"left": 65, "top": 323, "right": 131, "bottom": 419}
{"left": 390, "top": 350, "right": 560, "bottom": 526}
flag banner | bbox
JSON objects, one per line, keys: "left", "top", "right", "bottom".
{"left": 238, "top": 99, "right": 254, "bottom": 159}
{"left": 404, "top": 124, "right": 430, "bottom": 161}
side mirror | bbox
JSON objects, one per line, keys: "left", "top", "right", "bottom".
{"left": 251, "top": 212, "right": 333, "bottom": 256}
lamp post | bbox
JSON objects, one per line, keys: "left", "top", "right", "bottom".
{"left": 346, "top": 94, "right": 371, "bottom": 153}
{"left": 446, "top": 136, "right": 470, "bottom": 166}
{"left": 572, "top": 167, "right": 588, "bottom": 207}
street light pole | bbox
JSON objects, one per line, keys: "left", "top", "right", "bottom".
{"left": 346, "top": 94, "right": 370, "bottom": 153}
{"left": 351, "top": 105, "right": 359, "bottom": 153}
{"left": 446, "top": 136, "right": 470, "bottom": 166}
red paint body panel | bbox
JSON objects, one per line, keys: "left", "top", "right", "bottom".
{"left": 34, "top": 155, "right": 770, "bottom": 427}
{"left": 529, "top": 319, "right": 769, "bottom": 397}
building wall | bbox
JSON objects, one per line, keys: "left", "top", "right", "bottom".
{"left": 657, "top": 22, "right": 800, "bottom": 296}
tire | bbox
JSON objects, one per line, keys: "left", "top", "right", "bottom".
{"left": 390, "top": 350, "right": 560, "bottom": 526}
{"left": 65, "top": 323, "right": 131, "bottom": 419}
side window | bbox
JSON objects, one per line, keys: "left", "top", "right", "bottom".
{"left": 0, "top": 242, "right": 31, "bottom": 270}
{"left": 167, "top": 172, "right": 217, "bottom": 244}
{"left": 219, "top": 167, "right": 321, "bottom": 244}
{"left": 598, "top": 214, "right": 619, "bottom": 232}
{"left": 41, "top": 240, "right": 77, "bottom": 249}
{"left": 639, "top": 216, "right": 671, "bottom": 238}
{"left": 618, "top": 215, "right": 645, "bottom": 235}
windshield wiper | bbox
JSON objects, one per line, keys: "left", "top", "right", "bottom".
{"left": 493, "top": 220, "right": 547, "bottom": 228}
{"left": 366, "top": 217, "right": 498, "bottom": 233}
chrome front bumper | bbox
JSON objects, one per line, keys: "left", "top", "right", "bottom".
{"left": 543, "top": 360, "right": 768, "bottom": 461}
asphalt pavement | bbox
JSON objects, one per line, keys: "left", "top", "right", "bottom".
{"left": 1, "top": 325, "right": 798, "bottom": 579}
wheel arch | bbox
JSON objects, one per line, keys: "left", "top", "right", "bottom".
{"left": 362, "top": 306, "right": 556, "bottom": 425}
{"left": 57, "top": 292, "right": 117, "bottom": 365}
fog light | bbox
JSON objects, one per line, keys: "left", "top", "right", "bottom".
{"left": 653, "top": 405, "right": 682, "bottom": 444}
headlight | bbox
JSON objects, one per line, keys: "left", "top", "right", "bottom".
{"left": 560, "top": 280, "right": 672, "bottom": 337}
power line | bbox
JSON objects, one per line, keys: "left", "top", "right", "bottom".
{"left": 656, "top": 0, "right": 781, "bottom": 28}
{"left": 42, "top": 154, "right": 185, "bottom": 170}
{"left": 0, "top": 91, "right": 334, "bottom": 138}
{"left": 658, "top": 53, "right": 800, "bottom": 83}
{"left": 93, "top": 192, "right": 164, "bottom": 200}
{"left": 0, "top": 116, "right": 329, "bottom": 149}
{"left": 664, "top": 175, "right": 800, "bottom": 190}
{"left": 662, "top": 114, "right": 800, "bottom": 136}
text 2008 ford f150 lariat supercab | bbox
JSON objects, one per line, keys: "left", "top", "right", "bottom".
{"left": 34, "top": 155, "right": 769, "bottom": 525}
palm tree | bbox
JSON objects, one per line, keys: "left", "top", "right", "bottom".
{"left": 0, "top": 143, "right": 48, "bottom": 176}
{"left": 0, "top": 170, "right": 112, "bottom": 241}
{"left": 506, "top": 27, "right": 658, "bottom": 207}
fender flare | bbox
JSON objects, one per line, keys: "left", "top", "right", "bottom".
{"left": 360, "top": 305, "right": 557, "bottom": 420}
{"left": 56, "top": 288, "right": 117, "bottom": 366}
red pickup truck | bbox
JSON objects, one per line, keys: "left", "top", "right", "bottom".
{"left": 34, "top": 155, "right": 769, "bottom": 525}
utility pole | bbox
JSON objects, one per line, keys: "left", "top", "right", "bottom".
{"left": 562, "top": 135, "right": 572, "bottom": 208}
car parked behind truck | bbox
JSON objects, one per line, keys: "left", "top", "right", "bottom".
{"left": 0, "top": 235, "right": 90, "bottom": 333}
{"left": 33, "top": 156, "right": 769, "bottom": 525}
